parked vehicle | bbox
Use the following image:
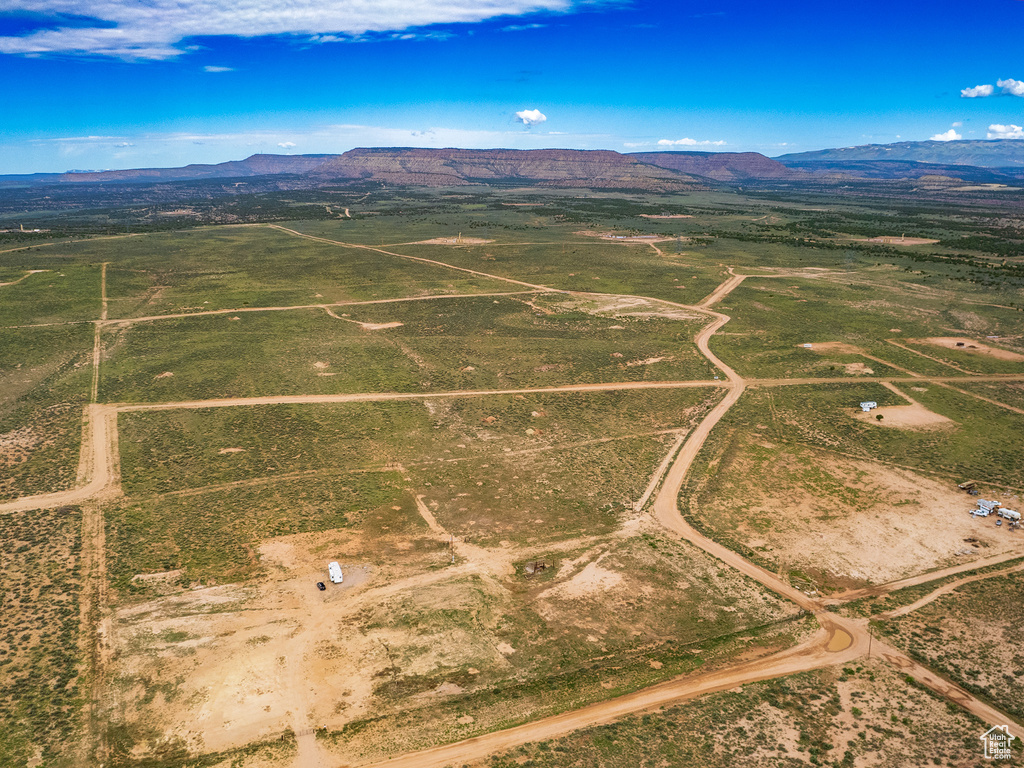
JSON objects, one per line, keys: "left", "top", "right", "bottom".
{"left": 316, "top": 582, "right": 326, "bottom": 591}
{"left": 328, "top": 561, "right": 344, "bottom": 584}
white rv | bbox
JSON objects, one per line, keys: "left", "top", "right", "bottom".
{"left": 328, "top": 561, "right": 344, "bottom": 584}
{"left": 998, "top": 509, "right": 1021, "bottom": 522}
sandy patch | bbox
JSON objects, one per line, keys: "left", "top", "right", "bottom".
{"left": 639, "top": 214, "right": 694, "bottom": 219}
{"left": 131, "top": 569, "right": 184, "bottom": 584}
{"left": 218, "top": 447, "right": 245, "bottom": 455}
{"left": 537, "top": 561, "right": 623, "bottom": 602}
{"left": 852, "top": 404, "right": 954, "bottom": 431}
{"left": 415, "top": 237, "right": 493, "bottom": 245}
{"left": 154, "top": 371, "right": 174, "bottom": 379}
{"left": 855, "top": 236, "right": 940, "bottom": 246}
{"left": 313, "top": 361, "right": 330, "bottom": 370}
{"left": 575, "top": 230, "right": 674, "bottom": 243}
{"left": 625, "top": 356, "right": 670, "bottom": 367}
{"left": 800, "top": 341, "right": 863, "bottom": 355}
{"left": 916, "top": 337, "right": 1024, "bottom": 362}
{"left": 843, "top": 362, "right": 874, "bottom": 375}
{"left": 358, "top": 321, "right": 404, "bottom": 330}
{"left": 715, "top": 448, "right": 1015, "bottom": 584}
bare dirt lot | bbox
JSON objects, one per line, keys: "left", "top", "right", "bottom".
{"left": 917, "top": 337, "right": 1024, "bottom": 362}
{"left": 689, "top": 444, "right": 1020, "bottom": 586}
{"left": 801, "top": 341, "right": 864, "bottom": 355}
{"left": 851, "top": 403, "right": 955, "bottom": 430}
{"left": 103, "top": 510, "right": 799, "bottom": 762}
{"left": 414, "top": 237, "right": 494, "bottom": 245}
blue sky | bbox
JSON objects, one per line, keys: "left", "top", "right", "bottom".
{"left": 2, "top": 0, "right": 1024, "bottom": 174}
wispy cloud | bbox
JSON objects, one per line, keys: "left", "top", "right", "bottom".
{"left": 502, "top": 23, "right": 546, "bottom": 31}
{"left": 0, "top": 0, "right": 588, "bottom": 59}
{"left": 961, "top": 84, "right": 994, "bottom": 98}
{"left": 277, "top": 141, "right": 296, "bottom": 149}
{"left": 515, "top": 108, "right": 547, "bottom": 127}
{"left": 988, "top": 124, "right": 1024, "bottom": 139}
{"left": 657, "top": 138, "right": 726, "bottom": 147}
{"left": 203, "top": 65, "right": 234, "bottom": 72}
{"left": 929, "top": 128, "right": 961, "bottom": 141}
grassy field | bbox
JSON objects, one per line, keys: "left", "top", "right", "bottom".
{"left": 482, "top": 659, "right": 988, "bottom": 768}
{"left": 878, "top": 571, "right": 1024, "bottom": 721}
{"left": 709, "top": 275, "right": 1024, "bottom": 379}
{"left": 0, "top": 262, "right": 101, "bottom": 326}
{"left": 117, "top": 389, "right": 720, "bottom": 496}
{"left": 106, "top": 472, "right": 406, "bottom": 590}
{"left": 99, "top": 294, "right": 716, "bottom": 403}
{"left": 111, "top": 388, "right": 719, "bottom": 586}
{"left": 0, "top": 505, "right": 84, "bottom": 767}
{"left": 59, "top": 227, "right": 515, "bottom": 318}
{"left": 0, "top": 324, "right": 93, "bottom": 500}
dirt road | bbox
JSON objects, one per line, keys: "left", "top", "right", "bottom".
{"left": 2, "top": 403, "right": 119, "bottom": 514}
{"left": 357, "top": 622, "right": 864, "bottom": 768}
{"left": 879, "top": 562, "right": 1024, "bottom": 618}
{"left": 267, "top": 225, "right": 553, "bottom": 291}
{"left": 96, "top": 290, "right": 542, "bottom": 327}
{"left": 828, "top": 550, "right": 1024, "bottom": 603}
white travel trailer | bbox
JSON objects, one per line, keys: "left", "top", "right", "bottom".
{"left": 328, "top": 561, "right": 344, "bottom": 584}
{"left": 998, "top": 509, "right": 1021, "bottom": 522}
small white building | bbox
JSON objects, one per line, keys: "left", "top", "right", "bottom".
{"left": 328, "top": 561, "right": 344, "bottom": 584}
{"left": 860, "top": 401, "right": 878, "bottom": 412}
{"left": 977, "top": 499, "right": 1001, "bottom": 513}
{"left": 803, "top": 343, "right": 813, "bottom": 348}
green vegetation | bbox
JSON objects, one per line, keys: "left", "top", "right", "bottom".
{"left": 878, "top": 571, "right": 1024, "bottom": 721}
{"left": 99, "top": 294, "right": 715, "bottom": 403}
{"left": 0, "top": 324, "right": 93, "bottom": 500}
{"left": 117, "top": 389, "right": 718, "bottom": 496}
{"left": 106, "top": 472, "right": 405, "bottom": 589}
{"left": 485, "top": 660, "right": 985, "bottom": 768}
{"left": 0, "top": 505, "right": 84, "bottom": 767}
{"left": 839, "top": 557, "right": 1024, "bottom": 617}
{"left": 0, "top": 263, "right": 101, "bottom": 326}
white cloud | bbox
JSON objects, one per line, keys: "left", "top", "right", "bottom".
{"left": 203, "top": 65, "right": 234, "bottom": 72}
{"left": 998, "top": 78, "right": 1024, "bottom": 97}
{"left": 952, "top": 121, "right": 963, "bottom": 127}
{"left": 0, "top": 0, "right": 584, "bottom": 59}
{"left": 515, "top": 108, "right": 547, "bottom": 126}
{"left": 961, "top": 84, "right": 994, "bottom": 98}
{"left": 657, "top": 138, "right": 727, "bottom": 147}
{"left": 277, "top": 141, "right": 297, "bottom": 149}
{"left": 502, "top": 23, "right": 546, "bottom": 31}
{"left": 929, "top": 129, "right": 961, "bottom": 141}
{"left": 987, "top": 124, "right": 1024, "bottom": 139}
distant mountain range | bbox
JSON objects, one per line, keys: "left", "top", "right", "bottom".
{"left": 0, "top": 148, "right": 705, "bottom": 192}
{"left": 2, "top": 139, "right": 1023, "bottom": 191}
{"left": 777, "top": 139, "right": 1024, "bottom": 169}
